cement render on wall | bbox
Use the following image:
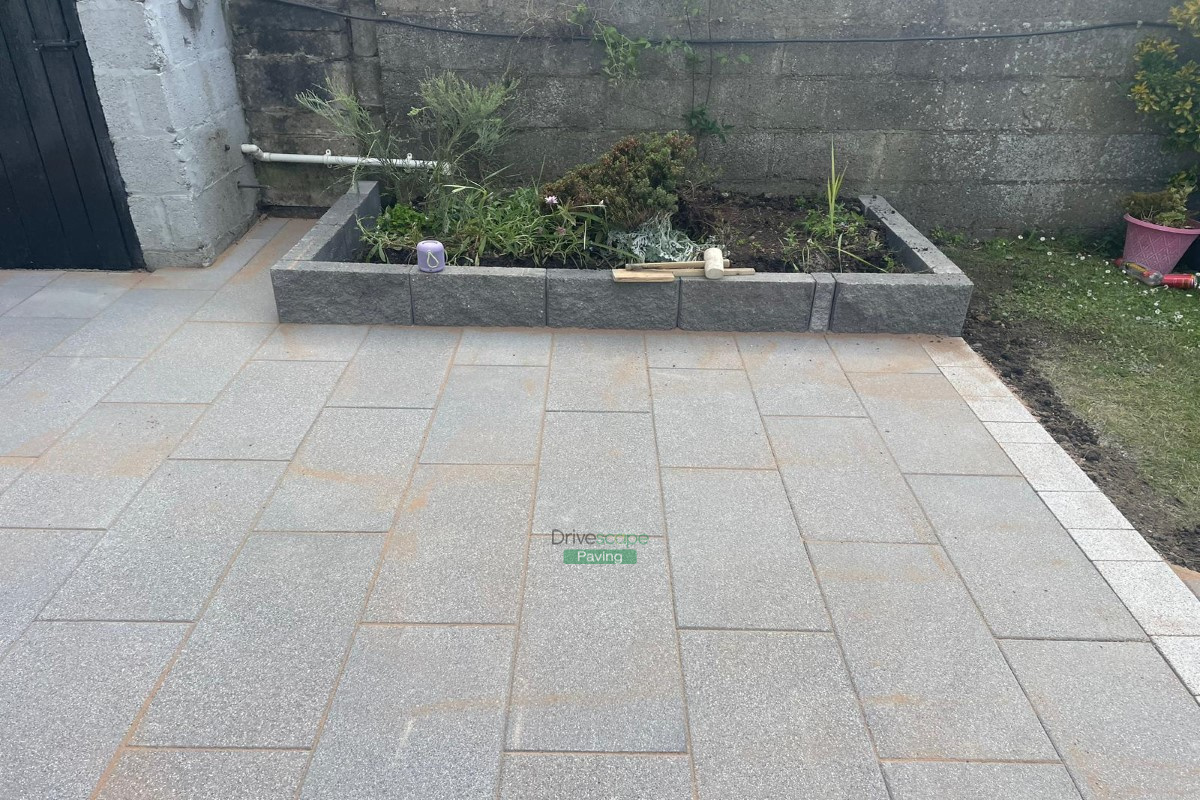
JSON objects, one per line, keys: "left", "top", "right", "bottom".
{"left": 228, "top": 0, "right": 1188, "bottom": 233}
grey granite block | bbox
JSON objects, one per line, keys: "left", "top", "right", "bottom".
{"left": 173, "top": 360, "right": 345, "bottom": 460}
{"left": 1068, "top": 529, "right": 1160, "bottom": 561}
{"left": 0, "top": 403, "right": 202, "bottom": 529}
{"left": 421, "top": 366, "right": 545, "bottom": 464}
{"left": 809, "top": 541, "right": 1055, "bottom": 760}
{"left": 830, "top": 273, "right": 972, "bottom": 335}
{"left": 255, "top": 323, "right": 368, "bottom": 361}
{"left": 547, "top": 269, "right": 677, "bottom": 329}
{"left": 679, "top": 273, "right": 814, "bottom": 332}
{"left": 827, "top": 334, "right": 939, "bottom": 373}
{"left": 272, "top": 262, "right": 412, "bottom": 325}
{"left": 662, "top": 468, "right": 827, "bottom": 630}
{"left": 883, "top": 763, "right": 1082, "bottom": 800}
{"left": 301, "top": 626, "right": 512, "bottom": 800}
{"left": 51, "top": 288, "right": 211, "bottom": 358}
{"left": 43, "top": 460, "right": 287, "bottom": 621}
{"left": 681, "top": 630, "right": 887, "bottom": 800}
{"left": 0, "top": 317, "right": 86, "bottom": 385}
{"left": 455, "top": 328, "right": 552, "bottom": 366}
{"left": 499, "top": 755, "right": 692, "bottom": 800}
{"left": 650, "top": 368, "right": 774, "bottom": 468}
{"left": 533, "top": 412, "right": 663, "bottom": 537}
{"left": 766, "top": 417, "right": 935, "bottom": 543}
{"left": 809, "top": 272, "right": 835, "bottom": 331}
{"left": 281, "top": 183, "right": 379, "bottom": 264}
{"left": 0, "top": 530, "right": 100, "bottom": 652}
{"left": 258, "top": 407, "right": 428, "bottom": 532}
{"left": 366, "top": 464, "right": 534, "bottom": 623}
{"left": 329, "top": 327, "right": 459, "bottom": 408}
{"left": 1040, "top": 491, "right": 1133, "bottom": 529}
{"left": 547, "top": 331, "right": 649, "bottom": 412}
{"left": 738, "top": 333, "right": 864, "bottom": 416}
{"left": 1095, "top": 561, "right": 1200, "bottom": 636}
{"left": 999, "top": 442, "right": 1095, "bottom": 491}
{"left": 860, "top": 196, "right": 960, "bottom": 275}
{"left": 984, "top": 421, "right": 1055, "bottom": 443}
{"left": 5, "top": 272, "right": 137, "bottom": 318}
{"left": 645, "top": 331, "right": 741, "bottom": 369}
{"left": 909, "top": 475, "right": 1143, "bottom": 641}
{"left": 0, "top": 622, "right": 184, "bottom": 800}
{"left": 412, "top": 266, "right": 546, "bottom": 327}
{"left": 98, "top": 750, "right": 308, "bottom": 800}
{"left": 966, "top": 395, "right": 1038, "bottom": 423}
{"left": 135, "top": 533, "right": 383, "bottom": 747}
{"left": 1002, "top": 639, "right": 1200, "bottom": 799}
{"left": 192, "top": 221, "right": 314, "bottom": 324}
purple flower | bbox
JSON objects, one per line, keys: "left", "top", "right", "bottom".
{"left": 544, "top": 195, "right": 560, "bottom": 206}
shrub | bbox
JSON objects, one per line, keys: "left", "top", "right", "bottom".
{"left": 1131, "top": 2, "right": 1200, "bottom": 150}
{"left": 607, "top": 216, "right": 713, "bottom": 262}
{"left": 1123, "top": 171, "right": 1196, "bottom": 227}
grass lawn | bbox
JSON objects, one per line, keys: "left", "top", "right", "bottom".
{"left": 944, "top": 233, "right": 1200, "bottom": 568}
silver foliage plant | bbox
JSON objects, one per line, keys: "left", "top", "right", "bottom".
{"left": 607, "top": 215, "right": 718, "bottom": 262}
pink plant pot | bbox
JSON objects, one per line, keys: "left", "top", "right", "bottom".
{"left": 1122, "top": 214, "right": 1200, "bottom": 274}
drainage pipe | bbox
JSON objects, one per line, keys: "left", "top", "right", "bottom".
{"left": 240, "top": 143, "right": 439, "bottom": 171}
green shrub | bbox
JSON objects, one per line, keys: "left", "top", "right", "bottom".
{"left": 409, "top": 72, "right": 518, "bottom": 182}
{"left": 1131, "top": 2, "right": 1200, "bottom": 150}
{"left": 1123, "top": 171, "right": 1196, "bottom": 227}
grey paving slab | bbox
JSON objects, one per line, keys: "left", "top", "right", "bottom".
{"left": 546, "top": 331, "right": 650, "bottom": 412}
{"left": 0, "top": 530, "right": 100, "bottom": 653}
{"left": 422, "top": 365, "right": 545, "bottom": 465}
{"left": 533, "top": 412, "right": 663, "bottom": 537}
{"left": 1040, "top": 491, "right": 1133, "bottom": 529}
{"left": 258, "top": 407, "right": 428, "bottom": 532}
{"left": 173, "top": 360, "right": 345, "bottom": 460}
{"left": 0, "top": 356, "right": 139, "bottom": 457}
{"left": 105, "top": 321, "right": 276, "bottom": 404}
{"left": 191, "top": 220, "right": 313, "bottom": 323}
{"left": 0, "top": 316, "right": 86, "bottom": 385}
{"left": 455, "top": 327, "right": 552, "bottom": 366}
{"left": 498, "top": 755, "right": 692, "bottom": 800}
{"left": 910, "top": 475, "right": 1143, "bottom": 641}
{"left": 650, "top": 368, "right": 774, "bottom": 468}
{"left": 1000, "top": 442, "right": 1095, "bottom": 491}
{"left": 828, "top": 334, "right": 939, "bottom": 373}
{"left": 254, "top": 323, "right": 368, "bottom": 361}
{"left": 645, "top": 331, "right": 742, "bottom": 369}
{"left": 882, "top": 762, "right": 1082, "bottom": 800}
{"left": 367, "top": 464, "right": 534, "bottom": 623}
{"left": 42, "top": 460, "right": 286, "bottom": 621}
{"left": 662, "top": 468, "right": 827, "bottom": 630}
{"left": 940, "top": 365, "right": 1011, "bottom": 398}
{"left": 0, "top": 403, "right": 203, "bottom": 529}
{"left": 809, "top": 541, "right": 1055, "bottom": 760}
{"left": 850, "top": 372, "right": 1019, "bottom": 475}
{"left": 301, "top": 626, "right": 512, "bottom": 800}
{"left": 4, "top": 272, "right": 138, "bottom": 318}
{"left": 0, "top": 270, "right": 61, "bottom": 287}
{"left": 1003, "top": 639, "right": 1200, "bottom": 800}
{"left": 737, "top": 333, "right": 864, "bottom": 416}
{"left": 966, "top": 395, "right": 1038, "bottom": 423}
{"left": 136, "top": 533, "right": 382, "bottom": 747}
{"left": 329, "top": 327, "right": 459, "bottom": 408}
{"left": 921, "top": 336, "right": 986, "bottom": 367}
{"left": 984, "top": 420, "right": 1055, "bottom": 443}
{"left": 681, "top": 630, "right": 887, "bottom": 800}
{"left": 1155, "top": 636, "right": 1200, "bottom": 696}
{"left": 766, "top": 417, "right": 935, "bottom": 543}
{"left": 0, "top": 282, "right": 42, "bottom": 315}
{"left": 50, "top": 288, "right": 211, "bottom": 359}
{"left": 97, "top": 750, "right": 308, "bottom": 800}
{"left": 137, "top": 219, "right": 286, "bottom": 291}
{"left": 1095, "top": 560, "right": 1200, "bottom": 636}
{"left": 0, "top": 457, "right": 33, "bottom": 493}
{"left": 1069, "top": 528, "right": 1161, "bottom": 561}
{"left": 0, "top": 622, "right": 184, "bottom": 800}
{"left": 507, "top": 539, "right": 686, "bottom": 752}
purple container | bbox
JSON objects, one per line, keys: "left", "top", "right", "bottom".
{"left": 416, "top": 240, "right": 446, "bottom": 273}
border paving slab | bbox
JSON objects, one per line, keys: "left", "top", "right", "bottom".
{"left": 1069, "top": 529, "right": 1161, "bottom": 561}
{"left": 645, "top": 331, "right": 742, "bottom": 369}
{"left": 999, "top": 442, "right": 1095, "bottom": 492}
{"left": 965, "top": 395, "right": 1038, "bottom": 424}
{"left": 650, "top": 368, "right": 773, "bottom": 468}
{"left": 50, "top": 288, "right": 211, "bottom": 359}
{"left": 737, "top": 333, "right": 863, "bottom": 416}
{"left": 1002, "top": 639, "right": 1200, "bottom": 800}
{"left": 136, "top": 218, "right": 287, "bottom": 291}
{"left": 983, "top": 420, "right": 1055, "bottom": 443}
{"left": 191, "top": 220, "right": 313, "bottom": 323}
{"left": 329, "top": 327, "right": 459, "bottom": 408}
{"left": 0, "top": 316, "right": 86, "bottom": 385}
{"left": 254, "top": 323, "right": 368, "bottom": 361}
{"left": 546, "top": 331, "right": 650, "bottom": 412}
{"left": 921, "top": 336, "right": 986, "bottom": 367}
{"left": 1040, "top": 491, "right": 1133, "bottom": 530}
{"left": 455, "top": 328, "right": 552, "bottom": 366}
{"left": 301, "top": 626, "right": 513, "bottom": 800}
{"left": 828, "top": 334, "right": 939, "bottom": 373}
{"left": 422, "top": 365, "right": 545, "bottom": 464}
{"left": 882, "top": 762, "right": 1082, "bottom": 800}
{"left": 680, "top": 630, "right": 887, "bottom": 800}
{"left": 809, "top": 541, "right": 1055, "bottom": 760}
{"left": 97, "top": 750, "right": 308, "bottom": 800}
{"left": 1094, "top": 560, "right": 1200, "bottom": 636}
{"left": 0, "top": 530, "right": 100, "bottom": 653}
{"left": 135, "top": 534, "right": 383, "bottom": 748}
{"left": 1155, "top": 636, "right": 1200, "bottom": 698}
{"left": 499, "top": 754, "right": 692, "bottom": 800}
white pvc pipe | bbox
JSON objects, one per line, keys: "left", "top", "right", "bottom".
{"left": 240, "top": 143, "right": 438, "bottom": 171}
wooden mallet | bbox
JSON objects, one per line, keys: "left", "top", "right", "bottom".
{"left": 704, "top": 247, "right": 730, "bottom": 279}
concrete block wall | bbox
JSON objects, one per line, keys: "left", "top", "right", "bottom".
{"left": 227, "top": 0, "right": 1188, "bottom": 233}
{"left": 78, "top": 0, "right": 258, "bottom": 267}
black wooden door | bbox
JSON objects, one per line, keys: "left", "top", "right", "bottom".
{"left": 0, "top": 0, "right": 141, "bottom": 269}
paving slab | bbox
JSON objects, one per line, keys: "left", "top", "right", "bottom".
{"left": 681, "top": 630, "right": 887, "bottom": 800}
{"left": 999, "top": 442, "right": 1095, "bottom": 491}
{"left": 367, "top": 464, "right": 534, "bottom": 623}
{"left": 1040, "top": 491, "right": 1133, "bottom": 530}
{"left": 662, "top": 468, "right": 827, "bottom": 630}
{"left": 0, "top": 282, "right": 43, "bottom": 315}
{"left": 850, "top": 372, "right": 1018, "bottom": 475}
{"left": 1155, "top": 636, "right": 1200, "bottom": 697}
{"left": 1002, "top": 639, "right": 1200, "bottom": 799}
{"left": 329, "top": 327, "right": 459, "bottom": 408}
{"left": 499, "top": 754, "right": 692, "bottom": 800}
{"left": 50, "top": 288, "right": 211, "bottom": 358}
{"left": 255, "top": 323, "right": 368, "bottom": 361}
{"left": 257, "top": 407, "right": 428, "bottom": 532}
{"left": 533, "top": 412, "right": 663, "bottom": 537}
{"left": 1069, "top": 528, "right": 1161, "bottom": 561}
{"left": 983, "top": 420, "right": 1055, "bottom": 443}
{"left": 136, "top": 533, "right": 382, "bottom": 747}
{"left": 104, "top": 322, "right": 276, "bottom": 404}
{"left": 921, "top": 336, "right": 986, "bottom": 367}
{"left": 546, "top": 331, "right": 649, "bottom": 412}
{"left": 965, "top": 395, "right": 1038, "bottom": 423}
{"left": 455, "top": 328, "right": 552, "bottom": 366}
{"left": 136, "top": 219, "right": 286, "bottom": 291}
{"left": 97, "top": 750, "right": 308, "bottom": 800}
{"left": 507, "top": 540, "right": 686, "bottom": 752}
{"left": 767, "top": 417, "right": 935, "bottom": 543}
{"left": 939, "top": 364, "right": 1011, "bottom": 399}
{"left": 301, "top": 626, "right": 512, "bottom": 800}
{"left": 173, "top": 360, "right": 345, "bottom": 460}
{"left": 191, "top": 220, "right": 312, "bottom": 323}
{"left": 882, "top": 762, "right": 1082, "bottom": 800}
{"left": 0, "top": 457, "right": 33, "bottom": 494}
{"left": 650, "top": 368, "right": 774, "bottom": 468}
{"left": 737, "top": 333, "right": 864, "bottom": 416}
{"left": 645, "top": 331, "right": 742, "bottom": 369}
{"left": 0, "top": 356, "right": 139, "bottom": 457}
{"left": 828, "top": 334, "right": 939, "bottom": 373}
{"left": 0, "top": 403, "right": 203, "bottom": 529}
{"left": 43, "top": 460, "right": 286, "bottom": 621}
{"left": 910, "top": 475, "right": 1143, "bottom": 641}
{"left": 0, "top": 316, "right": 86, "bottom": 385}
{"left": 4, "top": 272, "right": 138, "bottom": 318}
{"left": 0, "top": 622, "right": 184, "bottom": 800}
{"left": 809, "top": 541, "right": 1055, "bottom": 760}
{"left": 1095, "top": 560, "right": 1200, "bottom": 636}
{"left": 0, "top": 530, "right": 100, "bottom": 653}
{"left": 0, "top": 269, "right": 60, "bottom": 287}
{"left": 422, "top": 365, "right": 545, "bottom": 464}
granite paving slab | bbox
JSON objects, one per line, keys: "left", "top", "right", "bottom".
{"left": 882, "top": 762, "right": 1082, "bottom": 800}
{"left": 329, "top": 327, "right": 459, "bottom": 408}
{"left": 547, "top": 331, "right": 650, "bottom": 412}
{"left": 422, "top": 365, "right": 545, "bottom": 464}
{"left": 255, "top": 323, "right": 368, "bottom": 361}
{"left": 499, "top": 755, "right": 692, "bottom": 800}
{"left": 0, "top": 530, "right": 100, "bottom": 653}
{"left": 645, "top": 331, "right": 742, "bottom": 369}
{"left": 455, "top": 328, "right": 553, "bottom": 366}
{"left": 827, "top": 334, "right": 939, "bottom": 373}
{"left": 97, "top": 750, "right": 308, "bottom": 800}
{"left": 0, "top": 457, "right": 33, "bottom": 495}
{"left": 737, "top": 333, "right": 864, "bottom": 416}
{"left": 650, "top": 368, "right": 774, "bottom": 468}
{"left": 50, "top": 288, "right": 211, "bottom": 358}
{"left": 4, "top": 272, "right": 138, "bottom": 319}
{"left": 0, "top": 316, "right": 87, "bottom": 385}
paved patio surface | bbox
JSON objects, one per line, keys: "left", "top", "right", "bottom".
{"left": 2, "top": 218, "right": 1200, "bottom": 799}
